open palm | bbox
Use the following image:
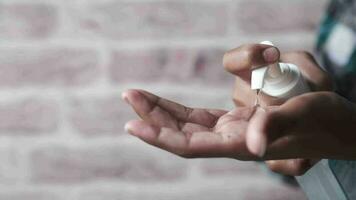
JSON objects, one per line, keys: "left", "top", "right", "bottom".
{"left": 123, "top": 89, "right": 258, "bottom": 160}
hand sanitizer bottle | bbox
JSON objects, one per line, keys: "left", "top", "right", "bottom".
{"left": 251, "top": 41, "right": 310, "bottom": 98}
{"left": 251, "top": 41, "right": 348, "bottom": 200}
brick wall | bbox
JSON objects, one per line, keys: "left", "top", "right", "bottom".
{"left": 0, "top": 0, "right": 328, "bottom": 199}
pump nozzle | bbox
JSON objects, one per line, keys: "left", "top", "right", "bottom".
{"left": 260, "top": 41, "right": 283, "bottom": 78}
{"left": 251, "top": 67, "right": 268, "bottom": 90}
{"left": 251, "top": 41, "right": 283, "bottom": 90}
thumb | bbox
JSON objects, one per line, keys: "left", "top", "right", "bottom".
{"left": 223, "top": 44, "right": 280, "bottom": 81}
{"left": 246, "top": 106, "right": 296, "bottom": 158}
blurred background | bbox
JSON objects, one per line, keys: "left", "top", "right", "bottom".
{"left": 0, "top": 0, "right": 328, "bottom": 199}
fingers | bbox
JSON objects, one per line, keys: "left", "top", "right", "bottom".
{"left": 246, "top": 105, "right": 299, "bottom": 159}
{"left": 125, "top": 119, "right": 236, "bottom": 158}
{"left": 122, "top": 89, "right": 226, "bottom": 128}
{"left": 223, "top": 44, "right": 280, "bottom": 80}
{"left": 246, "top": 107, "right": 269, "bottom": 157}
{"left": 125, "top": 120, "right": 161, "bottom": 143}
{"left": 266, "top": 159, "right": 317, "bottom": 176}
{"left": 122, "top": 89, "right": 188, "bottom": 122}
{"left": 122, "top": 89, "right": 180, "bottom": 129}
{"left": 125, "top": 119, "right": 190, "bottom": 156}
{"left": 224, "top": 45, "right": 331, "bottom": 91}
{"left": 225, "top": 43, "right": 282, "bottom": 107}
{"left": 281, "top": 51, "right": 333, "bottom": 91}
{"left": 246, "top": 93, "right": 329, "bottom": 159}
{"left": 123, "top": 89, "right": 238, "bottom": 158}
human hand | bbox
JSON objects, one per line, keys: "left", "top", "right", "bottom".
{"left": 123, "top": 89, "right": 356, "bottom": 175}
{"left": 223, "top": 43, "right": 333, "bottom": 175}
{"left": 122, "top": 89, "right": 257, "bottom": 160}
{"left": 223, "top": 44, "right": 332, "bottom": 106}
{"left": 247, "top": 91, "right": 356, "bottom": 174}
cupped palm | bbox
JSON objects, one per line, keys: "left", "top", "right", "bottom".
{"left": 123, "top": 89, "right": 258, "bottom": 160}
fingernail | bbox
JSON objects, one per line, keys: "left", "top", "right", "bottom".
{"left": 124, "top": 123, "right": 132, "bottom": 133}
{"left": 125, "top": 123, "right": 138, "bottom": 137}
{"left": 256, "top": 137, "right": 267, "bottom": 157}
{"left": 121, "top": 92, "right": 129, "bottom": 104}
{"left": 263, "top": 47, "right": 279, "bottom": 63}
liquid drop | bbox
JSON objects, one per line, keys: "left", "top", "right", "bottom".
{"left": 254, "top": 89, "right": 261, "bottom": 107}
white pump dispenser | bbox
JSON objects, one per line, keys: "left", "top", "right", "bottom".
{"left": 251, "top": 41, "right": 310, "bottom": 99}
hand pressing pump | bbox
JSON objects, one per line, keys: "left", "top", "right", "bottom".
{"left": 251, "top": 41, "right": 310, "bottom": 99}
